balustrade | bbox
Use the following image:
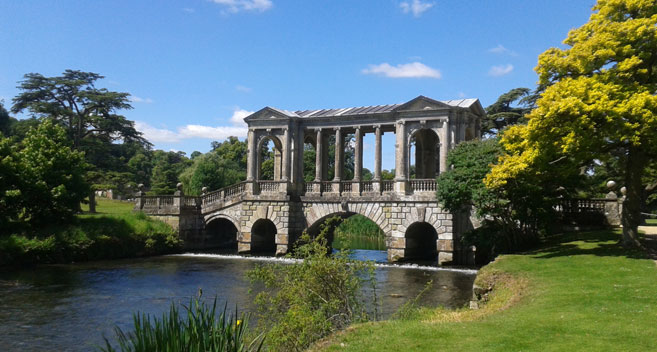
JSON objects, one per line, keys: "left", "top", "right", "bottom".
{"left": 410, "top": 179, "right": 437, "bottom": 192}
{"left": 258, "top": 180, "right": 280, "bottom": 193}
{"left": 381, "top": 180, "right": 394, "bottom": 193}
{"left": 361, "top": 181, "right": 373, "bottom": 193}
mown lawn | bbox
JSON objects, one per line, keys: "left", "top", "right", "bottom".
{"left": 318, "top": 230, "right": 657, "bottom": 351}
{"left": 0, "top": 198, "right": 181, "bottom": 266}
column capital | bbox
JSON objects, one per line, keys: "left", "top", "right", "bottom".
{"left": 334, "top": 126, "right": 341, "bottom": 131}
{"left": 397, "top": 120, "right": 406, "bottom": 125}
{"left": 314, "top": 127, "right": 322, "bottom": 132}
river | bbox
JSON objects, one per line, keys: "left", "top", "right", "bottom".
{"left": 0, "top": 250, "right": 476, "bottom": 351}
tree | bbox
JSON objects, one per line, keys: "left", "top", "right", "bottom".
{"left": 179, "top": 152, "right": 245, "bottom": 195}
{"left": 0, "top": 101, "right": 11, "bottom": 136}
{"left": 486, "top": 0, "right": 657, "bottom": 247}
{"left": 15, "top": 121, "right": 88, "bottom": 225}
{"left": 150, "top": 150, "right": 191, "bottom": 194}
{"left": 482, "top": 88, "right": 535, "bottom": 137}
{"left": 12, "top": 70, "right": 146, "bottom": 149}
{"left": 11, "top": 70, "right": 151, "bottom": 211}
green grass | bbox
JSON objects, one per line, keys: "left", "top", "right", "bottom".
{"left": 316, "top": 230, "right": 657, "bottom": 351}
{"left": 645, "top": 218, "right": 657, "bottom": 226}
{"left": 0, "top": 198, "right": 181, "bottom": 266}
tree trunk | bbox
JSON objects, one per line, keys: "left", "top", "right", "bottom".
{"left": 89, "top": 191, "right": 96, "bottom": 213}
{"left": 621, "top": 148, "right": 645, "bottom": 247}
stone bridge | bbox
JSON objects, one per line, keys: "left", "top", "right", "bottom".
{"left": 136, "top": 96, "right": 486, "bottom": 265}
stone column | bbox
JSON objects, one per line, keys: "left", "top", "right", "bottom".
{"left": 246, "top": 129, "right": 257, "bottom": 194}
{"left": 395, "top": 120, "right": 408, "bottom": 193}
{"left": 314, "top": 129, "right": 323, "bottom": 193}
{"left": 353, "top": 127, "right": 363, "bottom": 194}
{"left": 440, "top": 125, "right": 449, "bottom": 174}
{"left": 281, "top": 127, "right": 291, "bottom": 181}
{"left": 372, "top": 126, "right": 382, "bottom": 193}
{"left": 315, "top": 129, "right": 323, "bottom": 181}
{"left": 332, "top": 127, "right": 343, "bottom": 193}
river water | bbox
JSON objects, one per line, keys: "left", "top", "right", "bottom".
{"left": 0, "top": 251, "right": 476, "bottom": 352}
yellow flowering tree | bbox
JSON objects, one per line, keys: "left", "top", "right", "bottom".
{"left": 486, "top": 0, "right": 657, "bottom": 246}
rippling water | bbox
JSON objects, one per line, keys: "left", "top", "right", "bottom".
{"left": 0, "top": 252, "right": 476, "bottom": 352}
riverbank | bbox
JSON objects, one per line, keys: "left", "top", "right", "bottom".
{"left": 0, "top": 199, "right": 181, "bottom": 266}
{"left": 316, "top": 230, "right": 657, "bottom": 351}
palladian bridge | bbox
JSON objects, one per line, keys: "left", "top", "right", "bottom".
{"left": 136, "top": 96, "right": 485, "bottom": 265}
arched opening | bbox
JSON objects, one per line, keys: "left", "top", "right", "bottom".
{"left": 258, "top": 136, "right": 283, "bottom": 180}
{"left": 409, "top": 129, "right": 440, "bottom": 179}
{"left": 404, "top": 222, "right": 438, "bottom": 261}
{"left": 251, "top": 219, "right": 277, "bottom": 254}
{"left": 205, "top": 218, "right": 238, "bottom": 250}
{"left": 303, "top": 135, "right": 316, "bottom": 182}
{"left": 305, "top": 213, "right": 386, "bottom": 252}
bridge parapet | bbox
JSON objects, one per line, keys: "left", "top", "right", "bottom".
{"left": 136, "top": 195, "right": 200, "bottom": 215}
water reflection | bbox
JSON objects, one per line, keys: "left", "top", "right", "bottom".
{"left": 0, "top": 253, "right": 475, "bottom": 352}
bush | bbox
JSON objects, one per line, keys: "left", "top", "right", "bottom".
{"left": 247, "top": 217, "right": 378, "bottom": 351}
{"left": 101, "top": 296, "right": 263, "bottom": 352}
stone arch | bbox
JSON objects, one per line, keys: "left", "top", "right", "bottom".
{"left": 408, "top": 128, "right": 440, "bottom": 179}
{"left": 304, "top": 202, "right": 390, "bottom": 236}
{"left": 404, "top": 222, "right": 438, "bottom": 260}
{"left": 205, "top": 213, "right": 241, "bottom": 233}
{"left": 397, "top": 206, "right": 444, "bottom": 237}
{"left": 204, "top": 216, "right": 239, "bottom": 249}
{"left": 250, "top": 218, "right": 277, "bottom": 254}
{"left": 257, "top": 134, "right": 283, "bottom": 180}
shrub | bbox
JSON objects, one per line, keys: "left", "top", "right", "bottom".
{"left": 247, "top": 217, "right": 378, "bottom": 352}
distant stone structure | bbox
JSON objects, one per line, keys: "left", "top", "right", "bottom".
{"left": 136, "top": 96, "right": 485, "bottom": 265}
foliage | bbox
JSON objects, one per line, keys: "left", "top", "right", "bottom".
{"left": 248, "top": 217, "right": 377, "bottom": 352}
{"left": 0, "top": 199, "right": 180, "bottom": 266}
{"left": 180, "top": 152, "right": 245, "bottom": 196}
{"left": 150, "top": 150, "right": 191, "bottom": 194}
{"left": 482, "top": 87, "right": 535, "bottom": 137}
{"left": 11, "top": 70, "right": 151, "bottom": 204}
{"left": 485, "top": 0, "right": 657, "bottom": 246}
{"left": 436, "top": 139, "right": 549, "bottom": 257}
{"left": 1, "top": 120, "right": 89, "bottom": 226}
{"left": 101, "top": 296, "right": 263, "bottom": 352}
{"left": 320, "top": 230, "right": 657, "bottom": 351}
{"left": 333, "top": 215, "right": 385, "bottom": 250}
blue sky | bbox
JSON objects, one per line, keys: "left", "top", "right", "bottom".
{"left": 1, "top": 0, "right": 596, "bottom": 171}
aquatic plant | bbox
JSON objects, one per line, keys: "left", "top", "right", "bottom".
{"left": 101, "top": 297, "right": 263, "bottom": 352}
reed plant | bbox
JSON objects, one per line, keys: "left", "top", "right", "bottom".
{"left": 101, "top": 297, "right": 263, "bottom": 352}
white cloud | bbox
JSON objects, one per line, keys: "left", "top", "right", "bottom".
{"left": 362, "top": 62, "right": 442, "bottom": 79}
{"left": 135, "top": 108, "right": 253, "bottom": 144}
{"left": 211, "top": 0, "right": 272, "bottom": 13}
{"left": 235, "top": 85, "right": 252, "bottom": 93}
{"left": 400, "top": 0, "right": 434, "bottom": 17}
{"left": 488, "top": 44, "right": 517, "bottom": 56}
{"left": 457, "top": 91, "right": 467, "bottom": 98}
{"left": 183, "top": 8, "right": 195, "bottom": 13}
{"left": 488, "top": 64, "right": 514, "bottom": 77}
{"left": 130, "top": 96, "right": 154, "bottom": 104}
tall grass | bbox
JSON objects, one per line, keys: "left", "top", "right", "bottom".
{"left": 101, "top": 297, "right": 263, "bottom": 352}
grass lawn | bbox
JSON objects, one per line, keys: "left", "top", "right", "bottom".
{"left": 0, "top": 198, "right": 181, "bottom": 266}
{"left": 645, "top": 218, "right": 657, "bottom": 226}
{"left": 317, "top": 230, "right": 657, "bottom": 351}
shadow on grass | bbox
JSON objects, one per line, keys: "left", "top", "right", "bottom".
{"left": 525, "top": 230, "right": 650, "bottom": 261}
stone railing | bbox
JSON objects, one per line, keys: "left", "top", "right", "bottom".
{"left": 410, "top": 179, "right": 437, "bottom": 192}
{"left": 137, "top": 194, "right": 201, "bottom": 213}
{"left": 257, "top": 180, "right": 284, "bottom": 193}
{"left": 381, "top": 180, "right": 394, "bottom": 193}
{"left": 202, "top": 182, "right": 246, "bottom": 207}
{"left": 555, "top": 197, "right": 622, "bottom": 227}
{"left": 361, "top": 181, "right": 373, "bottom": 193}
{"left": 555, "top": 198, "right": 612, "bottom": 213}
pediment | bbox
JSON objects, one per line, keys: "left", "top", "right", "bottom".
{"left": 394, "top": 96, "right": 451, "bottom": 112}
{"left": 243, "top": 107, "right": 296, "bottom": 122}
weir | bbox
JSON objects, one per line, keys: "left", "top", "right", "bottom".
{"left": 136, "top": 96, "right": 486, "bottom": 265}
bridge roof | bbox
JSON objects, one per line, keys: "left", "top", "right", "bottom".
{"left": 261, "top": 96, "right": 483, "bottom": 119}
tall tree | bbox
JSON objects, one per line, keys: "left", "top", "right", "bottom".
{"left": 482, "top": 88, "right": 535, "bottom": 137}
{"left": 11, "top": 70, "right": 151, "bottom": 210}
{"left": 486, "top": 0, "right": 657, "bottom": 247}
